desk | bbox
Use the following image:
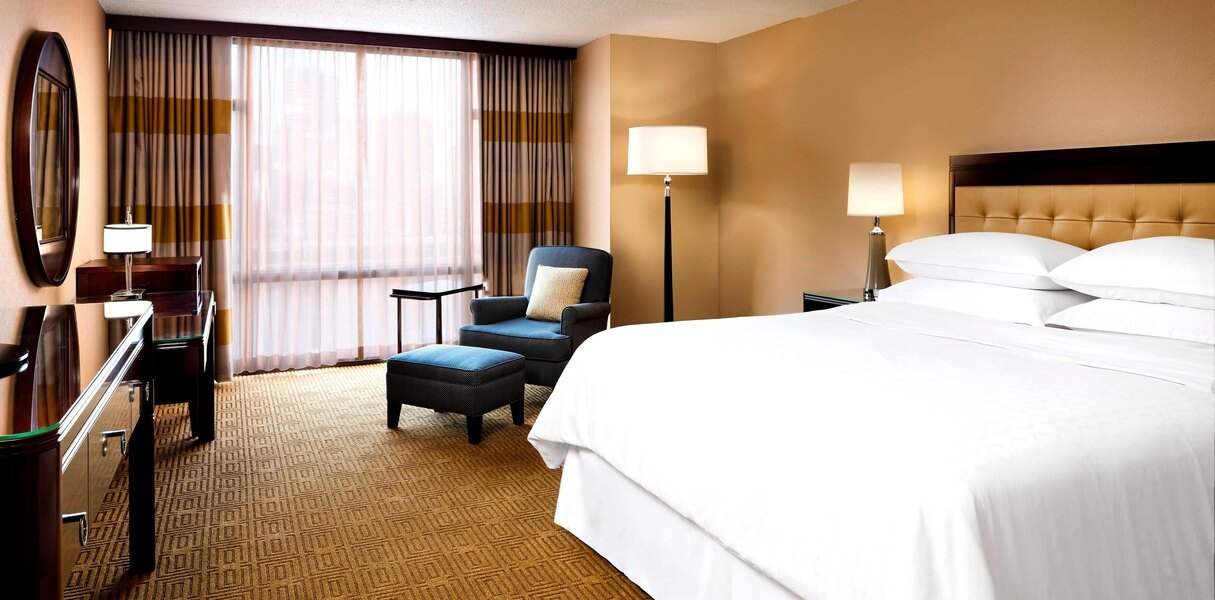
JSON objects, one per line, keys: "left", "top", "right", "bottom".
{"left": 0, "top": 301, "right": 155, "bottom": 597}
{"left": 149, "top": 291, "right": 216, "bottom": 442}
{"left": 75, "top": 256, "right": 201, "bottom": 298}
{"left": 391, "top": 281, "right": 484, "bottom": 352}
{"left": 78, "top": 291, "right": 216, "bottom": 442}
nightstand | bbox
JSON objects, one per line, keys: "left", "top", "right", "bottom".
{"left": 802, "top": 289, "right": 864, "bottom": 312}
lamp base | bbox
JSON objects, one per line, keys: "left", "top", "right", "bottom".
{"left": 863, "top": 217, "right": 891, "bottom": 302}
{"left": 111, "top": 288, "right": 146, "bottom": 301}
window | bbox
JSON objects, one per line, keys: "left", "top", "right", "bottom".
{"left": 230, "top": 39, "right": 481, "bottom": 373}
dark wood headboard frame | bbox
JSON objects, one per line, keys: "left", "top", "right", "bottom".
{"left": 948, "top": 141, "right": 1215, "bottom": 233}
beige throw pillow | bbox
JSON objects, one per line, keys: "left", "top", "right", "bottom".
{"left": 526, "top": 266, "right": 589, "bottom": 322}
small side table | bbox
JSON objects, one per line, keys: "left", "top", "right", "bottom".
{"left": 391, "top": 281, "right": 485, "bottom": 352}
{"left": 803, "top": 289, "right": 864, "bottom": 312}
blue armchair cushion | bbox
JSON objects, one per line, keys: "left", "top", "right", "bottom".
{"left": 459, "top": 317, "right": 572, "bottom": 362}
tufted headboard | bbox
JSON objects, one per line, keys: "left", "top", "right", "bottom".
{"left": 949, "top": 141, "right": 1215, "bottom": 249}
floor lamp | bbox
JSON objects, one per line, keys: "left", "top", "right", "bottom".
{"left": 846, "top": 162, "right": 904, "bottom": 301}
{"left": 627, "top": 126, "right": 708, "bottom": 322}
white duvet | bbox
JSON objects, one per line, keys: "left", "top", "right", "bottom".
{"left": 528, "top": 302, "right": 1215, "bottom": 600}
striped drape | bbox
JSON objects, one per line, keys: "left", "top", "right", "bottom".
{"left": 480, "top": 54, "right": 574, "bottom": 296}
{"left": 107, "top": 30, "right": 235, "bottom": 381}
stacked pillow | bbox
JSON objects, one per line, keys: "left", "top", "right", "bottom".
{"left": 881, "top": 232, "right": 1092, "bottom": 325}
{"left": 880, "top": 232, "right": 1215, "bottom": 344}
{"left": 1045, "top": 236, "right": 1215, "bottom": 344}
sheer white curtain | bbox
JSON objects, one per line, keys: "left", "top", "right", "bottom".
{"left": 230, "top": 38, "right": 482, "bottom": 373}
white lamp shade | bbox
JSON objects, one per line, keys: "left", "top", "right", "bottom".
{"left": 627, "top": 126, "right": 708, "bottom": 176}
{"left": 847, "top": 162, "right": 905, "bottom": 217}
{"left": 103, "top": 223, "right": 152, "bottom": 254}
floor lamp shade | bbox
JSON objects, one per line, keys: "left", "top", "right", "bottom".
{"left": 847, "top": 162, "right": 904, "bottom": 301}
{"left": 626, "top": 126, "right": 709, "bottom": 324}
{"left": 627, "top": 126, "right": 708, "bottom": 176}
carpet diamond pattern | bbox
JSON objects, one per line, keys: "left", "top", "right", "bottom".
{"left": 64, "top": 363, "right": 646, "bottom": 599}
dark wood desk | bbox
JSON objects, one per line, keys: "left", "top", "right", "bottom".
{"left": 0, "top": 302, "right": 156, "bottom": 597}
{"left": 78, "top": 291, "right": 216, "bottom": 442}
{"left": 75, "top": 256, "right": 201, "bottom": 298}
{"left": 391, "top": 281, "right": 484, "bottom": 352}
{"left": 148, "top": 291, "right": 216, "bottom": 442}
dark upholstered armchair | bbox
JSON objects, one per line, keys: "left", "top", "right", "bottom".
{"left": 459, "top": 246, "right": 613, "bottom": 387}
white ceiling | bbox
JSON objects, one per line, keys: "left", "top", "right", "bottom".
{"left": 98, "top": 0, "right": 859, "bottom": 47}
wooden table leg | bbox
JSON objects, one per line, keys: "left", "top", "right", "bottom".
{"left": 128, "top": 383, "right": 156, "bottom": 573}
{"left": 193, "top": 312, "right": 216, "bottom": 443}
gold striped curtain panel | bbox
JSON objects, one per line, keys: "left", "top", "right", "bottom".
{"left": 107, "top": 30, "right": 235, "bottom": 381}
{"left": 480, "top": 54, "right": 574, "bottom": 296}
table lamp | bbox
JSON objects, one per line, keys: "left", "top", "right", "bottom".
{"left": 627, "top": 125, "right": 708, "bottom": 322}
{"left": 847, "top": 162, "right": 904, "bottom": 301}
{"left": 103, "top": 207, "right": 152, "bottom": 300}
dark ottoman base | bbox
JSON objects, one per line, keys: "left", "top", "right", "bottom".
{"left": 386, "top": 344, "right": 526, "bottom": 444}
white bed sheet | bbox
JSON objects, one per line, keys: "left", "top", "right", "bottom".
{"left": 556, "top": 446, "right": 798, "bottom": 600}
{"left": 529, "top": 302, "right": 1215, "bottom": 600}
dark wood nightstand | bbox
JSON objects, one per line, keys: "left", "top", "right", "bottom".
{"left": 803, "top": 289, "right": 864, "bottom": 312}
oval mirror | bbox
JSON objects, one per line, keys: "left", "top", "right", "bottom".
{"left": 12, "top": 32, "right": 79, "bottom": 287}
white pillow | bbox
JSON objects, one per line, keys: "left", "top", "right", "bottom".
{"left": 1049, "top": 236, "right": 1215, "bottom": 309}
{"left": 887, "top": 232, "right": 1086, "bottom": 290}
{"left": 877, "top": 278, "right": 1093, "bottom": 326}
{"left": 1048, "top": 298, "right": 1214, "bottom": 345}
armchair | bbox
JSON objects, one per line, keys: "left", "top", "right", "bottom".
{"left": 459, "top": 246, "right": 613, "bottom": 386}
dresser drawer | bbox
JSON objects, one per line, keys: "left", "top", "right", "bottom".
{"left": 58, "top": 346, "right": 142, "bottom": 582}
{"left": 87, "top": 383, "right": 133, "bottom": 519}
{"left": 59, "top": 439, "right": 88, "bottom": 578}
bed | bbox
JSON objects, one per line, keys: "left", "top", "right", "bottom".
{"left": 528, "top": 141, "right": 1215, "bottom": 600}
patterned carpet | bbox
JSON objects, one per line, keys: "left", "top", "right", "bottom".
{"left": 64, "top": 363, "right": 646, "bottom": 599}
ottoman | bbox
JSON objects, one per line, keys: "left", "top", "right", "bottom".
{"left": 386, "top": 344, "right": 526, "bottom": 444}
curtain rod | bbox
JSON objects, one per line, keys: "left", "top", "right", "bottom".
{"left": 105, "top": 15, "right": 578, "bottom": 60}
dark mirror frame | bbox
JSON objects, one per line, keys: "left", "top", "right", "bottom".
{"left": 12, "top": 31, "right": 80, "bottom": 287}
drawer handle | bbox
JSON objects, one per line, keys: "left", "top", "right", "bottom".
{"left": 62, "top": 512, "right": 88, "bottom": 545}
{"left": 101, "top": 429, "right": 128, "bottom": 457}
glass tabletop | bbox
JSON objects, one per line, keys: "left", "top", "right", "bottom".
{"left": 806, "top": 288, "right": 865, "bottom": 303}
{"left": 145, "top": 291, "right": 214, "bottom": 344}
{"left": 0, "top": 301, "right": 149, "bottom": 440}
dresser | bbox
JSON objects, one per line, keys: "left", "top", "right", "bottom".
{"left": 0, "top": 301, "right": 156, "bottom": 598}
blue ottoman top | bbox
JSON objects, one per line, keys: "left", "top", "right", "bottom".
{"left": 388, "top": 344, "right": 524, "bottom": 386}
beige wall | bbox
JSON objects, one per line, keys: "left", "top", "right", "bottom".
{"left": 1, "top": 0, "right": 107, "bottom": 307}
{"left": 607, "top": 35, "right": 718, "bottom": 326}
{"left": 716, "top": 0, "right": 1215, "bottom": 316}
{"left": 572, "top": 36, "right": 611, "bottom": 252}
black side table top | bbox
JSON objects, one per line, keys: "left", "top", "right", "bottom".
{"left": 391, "top": 280, "right": 485, "bottom": 299}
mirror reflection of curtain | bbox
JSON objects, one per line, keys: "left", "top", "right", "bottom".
{"left": 107, "top": 31, "right": 235, "bottom": 381}
{"left": 33, "top": 76, "right": 64, "bottom": 239}
{"left": 229, "top": 39, "right": 482, "bottom": 373}
{"left": 479, "top": 55, "right": 574, "bottom": 296}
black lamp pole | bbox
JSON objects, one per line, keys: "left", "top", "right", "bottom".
{"left": 663, "top": 175, "right": 674, "bottom": 323}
